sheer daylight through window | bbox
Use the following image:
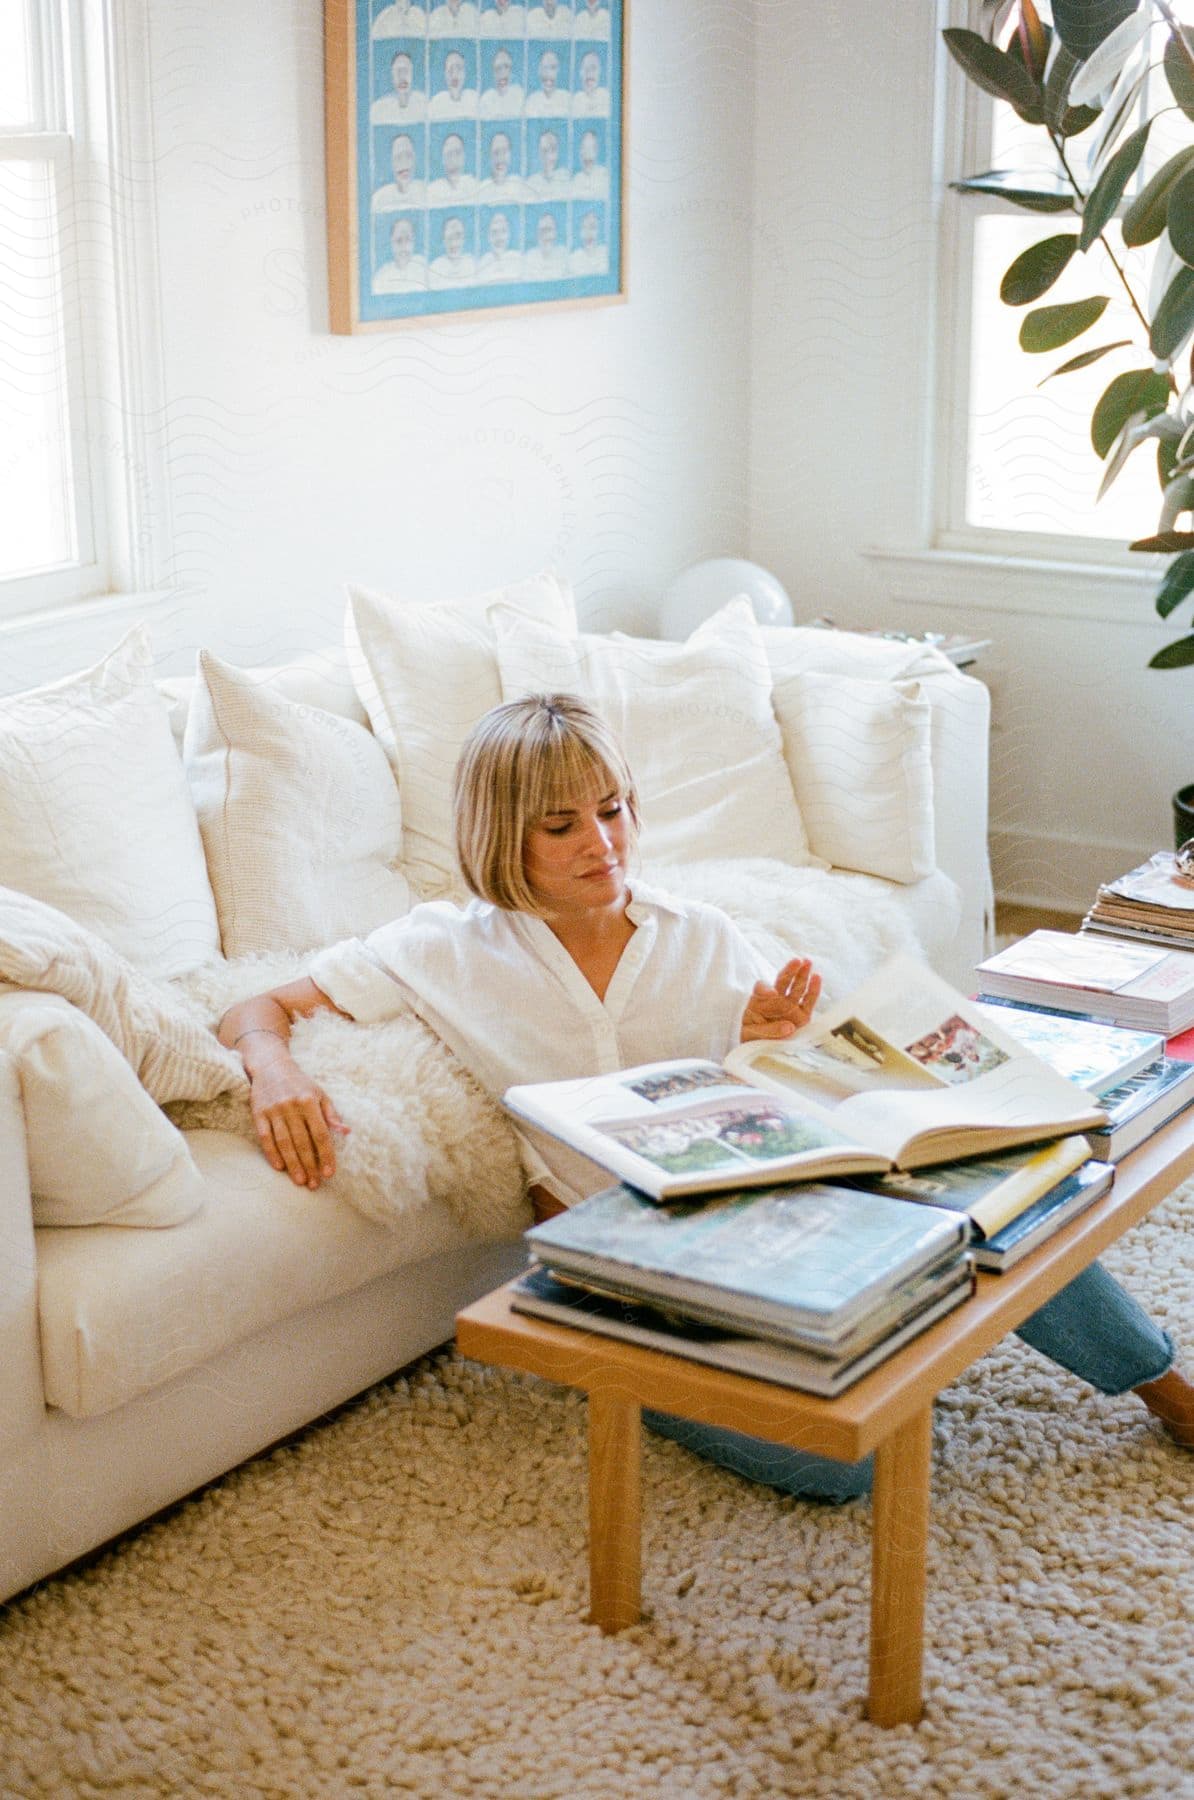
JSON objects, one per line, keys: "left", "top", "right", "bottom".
{"left": 947, "top": 0, "right": 1194, "bottom": 549}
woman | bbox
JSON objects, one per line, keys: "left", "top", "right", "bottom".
{"left": 219, "top": 695, "right": 1194, "bottom": 1490}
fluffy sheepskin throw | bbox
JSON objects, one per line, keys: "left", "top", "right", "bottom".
{"left": 163, "top": 860, "right": 921, "bottom": 1237}
{"left": 165, "top": 952, "right": 528, "bottom": 1239}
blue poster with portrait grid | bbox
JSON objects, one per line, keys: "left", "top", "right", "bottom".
{"left": 353, "top": 0, "right": 623, "bottom": 323}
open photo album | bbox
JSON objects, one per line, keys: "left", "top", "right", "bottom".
{"left": 504, "top": 955, "right": 1107, "bottom": 1200}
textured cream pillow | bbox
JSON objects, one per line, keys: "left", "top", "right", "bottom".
{"left": 0, "top": 885, "right": 245, "bottom": 1104}
{"left": 344, "top": 570, "right": 578, "bottom": 897}
{"left": 770, "top": 671, "right": 936, "bottom": 883}
{"left": 494, "top": 598, "right": 816, "bottom": 867}
{"left": 184, "top": 651, "right": 410, "bottom": 957}
{"left": 0, "top": 991, "right": 205, "bottom": 1227}
{"left": 0, "top": 627, "right": 220, "bottom": 979}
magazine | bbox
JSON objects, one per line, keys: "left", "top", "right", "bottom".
{"left": 504, "top": 956, "right": 1106, "bottom": 1201}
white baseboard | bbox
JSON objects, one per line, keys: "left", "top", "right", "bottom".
{"left": 989, "top": 827, "right": 1164, "bottom": 916}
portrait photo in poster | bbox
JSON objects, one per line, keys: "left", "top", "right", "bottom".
{"left": 325, "top": 0, "right": 626, "bottom": 330}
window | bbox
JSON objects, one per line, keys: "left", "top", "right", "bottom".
{"left": 940, "top": 0, "right": 1194, "bottom": 556}
{"left": 0, "top": 0, "right": 162, "bottom": 617}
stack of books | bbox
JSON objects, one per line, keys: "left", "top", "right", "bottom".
{"left": 1082, "top": 851, "right": 1194, "bottom": 951}
{"left": 514, "top": 1181, "right": 975, "bottom": 1397}
{"left": 974, "top": 929, "right": 1194, "bottom": 1035}
{"left": 503, "top": 957, "right": 1125, "bottom": 1393}
{"left": 971, "top": 987, "right": 1194, "bottom": 1161}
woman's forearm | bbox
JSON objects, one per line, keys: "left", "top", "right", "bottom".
{"left": 218, "top": 995, "right": 293, "bottom": 1073}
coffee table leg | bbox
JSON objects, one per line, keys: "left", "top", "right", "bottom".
{"left": 867, "top": 1402, "right": 932, "bottom": 1726}
{"left": 587, "top": 1389, "right": 641, "bottom": 1632}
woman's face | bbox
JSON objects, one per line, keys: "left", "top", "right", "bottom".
{"left": 523, "top": 780, "right": 631, "bottom": 916}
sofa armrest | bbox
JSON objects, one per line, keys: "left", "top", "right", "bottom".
{"left": 761, "top": 626, "right": 994, "bottom": 979}
{"left": 0, "top": 1052, "right": 45, "bottom": 1456}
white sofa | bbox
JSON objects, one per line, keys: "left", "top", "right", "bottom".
{"left": 0, "top": 598, "right": 991, "bottom": 1604}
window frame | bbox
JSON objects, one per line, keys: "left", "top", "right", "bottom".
{"left": 0, "top": 0, "right": 168, "bottom": 622}
{"left": 932, "top": 0, "right": 1175, "bottom": 570}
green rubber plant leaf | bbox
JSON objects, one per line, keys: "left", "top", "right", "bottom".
{"left": 1091, "top": 367, "right": 1171, "bottom": 458}
{"left": 1149, "top": 633, "right": 1194, "bottom": 667}
{"left": 1000, "top": 233, "right": 1079, "bottom": 304}
{"left": 1160, "top": 433, "right": 1182, "bottom": 490}
{"left": 1051, "top": 0, "right": 1139, "bottom": 62}
{"left": 943, "top": 28, "right": 1044, "bottom": 119}
{"left": 1154, "top": 550, "right": 1194, "bottom": 618}
{"left": 1151, "top": 264, "right": 1194, "bottom": 361}
{"left": 1130, "top": 531, "right": 1194, "bottom": 551}
{"left": 1164, "top": 28, "right": 1194, "bottom": 121}
{"left": 1122, "top": 146, "right": 1194, "bottom": 247}
{"left": 1068, "top": 6, "right": 1152, "bottom": 104}
{"left": 1016, "top": 0, "right": 1050, "bottom": 83}
{"left": 1168, "top": 164, "right": 1194, "bottom": 267}
{"left": 1019, "top": 294, "right": 1109, "bottom": 351}
{"left": 1043, "top": 40, "right": 1081, "bottom": 130}
{"left": 1038, "top": 340, "right": 1132, "bottom": 381}
{"left": 951, "top": 173, "right": 1075, "bottom": 211}
{"left": 1080, "top": 118, "right": 1152, "bottom": 250}
{"left": 1060, "top": 102, "right": 1104, "bottom": 136}
{"left": 1160, "top": 471, "right": 1194, "bottom": 531}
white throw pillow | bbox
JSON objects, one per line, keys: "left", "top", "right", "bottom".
{"left": 0, "top": 627, "right": 221, "bottom": 979}
{"left": 184, "top": 651, "right": 410, "bottom": 957}
{"left": 0, "top": 991, "right": 205, "bottom": 1227}
{"left": 770, "top": 671, "right": 936, "bottom": 883}
{"left": 0, "top": 885, "right": 245, "bottom": 1104}
{"left": 493, "top": 598, "right": 816, "bottom": 867}
{"left": 344, "top": 569, "right": 578, "bottom": 897}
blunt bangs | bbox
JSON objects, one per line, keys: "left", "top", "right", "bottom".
{"left": 453, "top": 693, "right": 638, "bottom": 912}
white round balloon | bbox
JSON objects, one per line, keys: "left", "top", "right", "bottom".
{"left": 658, "top": 558, "right": 794, "bottom": 640}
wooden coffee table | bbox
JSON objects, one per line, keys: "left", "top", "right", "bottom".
{"left": 456, "top": 1115, "right": 1194, "bottom": 1727}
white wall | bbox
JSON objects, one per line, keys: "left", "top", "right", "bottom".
{"left": 2, "top": 0, "right": 754, "bottom": 689}
{"left": 748, "top": 0, "right": 1194, "bottom": 910}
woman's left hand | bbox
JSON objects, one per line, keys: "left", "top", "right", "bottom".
{"left": 740, "top": 957, "right": 822, "bottom": 1042}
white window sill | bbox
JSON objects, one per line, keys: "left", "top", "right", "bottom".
{"left": 863, "top": 544, "right": 1164, "bottom": 629}
{"left": 0, "top": 588, "right": 185, "bottom": 699}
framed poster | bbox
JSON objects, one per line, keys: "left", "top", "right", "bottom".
{"left": 325, "top": 0, "right": 627, "bottom": 332}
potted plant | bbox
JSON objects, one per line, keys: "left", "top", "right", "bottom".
{"left": 944, "top": 0, "right": 1194, "bottom": 841}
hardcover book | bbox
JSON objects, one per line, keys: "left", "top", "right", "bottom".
{"left": 505, "top": 956, "right": 1106, "bottom": 1202}
{"left": 848, "top": 1149, "right": 1114, "bottom": 1271}
{"left": 971, "top": 999, "right": 1163, "bottom": 1094}
{"left": 845, "top": 1134, "right": 1092, "bottom": 1237}
{"left": 1082, "top": 1055, "right": 1194, "bottom": 1160}
{"left": 509, "top": 1263, "right": 975, "bottom": 1396}
{"left": 974, "top": 930, "right": 1194, "bottom": 1035}
{"left": 523, "top": 1179, "right": 971, "bottom": 1347}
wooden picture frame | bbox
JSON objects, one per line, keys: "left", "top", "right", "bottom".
{"left": 324, "top": 0, "right": 627, "bottom": 332}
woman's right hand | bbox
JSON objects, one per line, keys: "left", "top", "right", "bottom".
{"left": 248, "top": 1048, "right": 349, "bottom": 1190}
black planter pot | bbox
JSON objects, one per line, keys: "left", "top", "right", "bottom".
{"left": 1174, "top": 784, "right": 1194, "bottom": 851}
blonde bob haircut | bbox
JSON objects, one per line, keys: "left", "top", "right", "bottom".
{"left": 453, "top": 692, "right": 640, "bottom": 913}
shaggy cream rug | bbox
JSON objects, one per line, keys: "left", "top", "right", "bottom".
{"left": 1, "top": 1187, "right": 1191, "bottom": 1799}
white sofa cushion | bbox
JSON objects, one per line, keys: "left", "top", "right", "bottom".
{"left": 0, "top": 991, "right": 204, "bottom": 1228}
{"left": 0, "top": 628, "right": 221, "bottom": 979}
{"left": 184, "top": 650, "right": 410, "bottom": 956}
{"left": 35, "top": 1127, "right": 484, "bottom": 1417}
{"left": 771, "top": 672, "right": 936, "bottom": 883}
{"left": 0, "top": 886, "right": 244, "bottom": 1103}
{"left": 494, "top": 598, "right": 816, "bottom": 867}
{"left": 344, "top": 569, "right": 577, "bottom": 897}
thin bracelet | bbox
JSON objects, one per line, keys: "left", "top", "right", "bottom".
{"left": 232, "top": 1027, "right": 287, "bottom": 1050}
